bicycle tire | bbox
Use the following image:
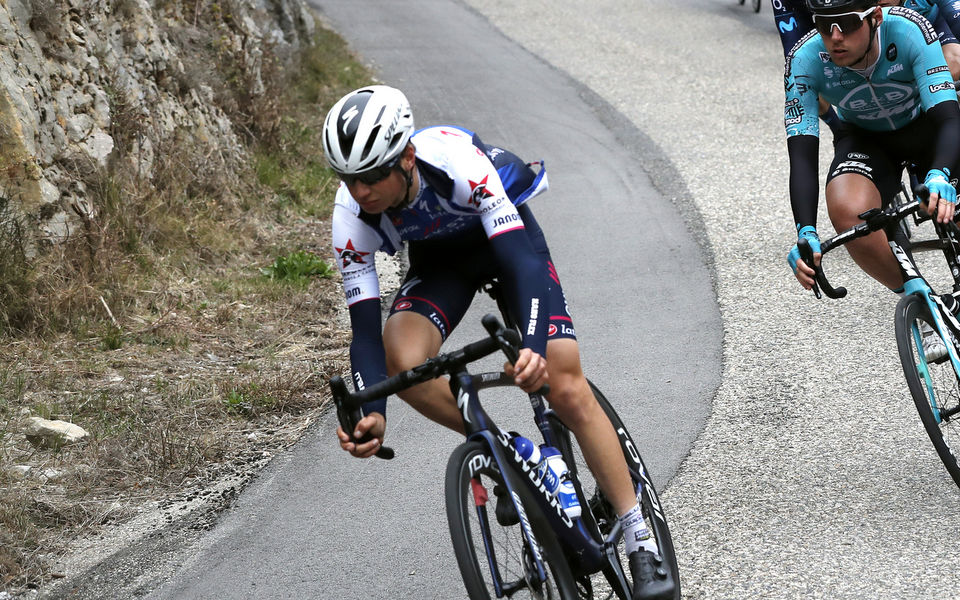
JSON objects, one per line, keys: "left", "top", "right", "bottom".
{"left": 895, "top": 294, "right": 960, "bottom": 488}
{"left": 446, "top": 440, "right": 579, "bottom": 600}
{"left": 752, "top": 0, "right": 761, "bottom": 12}
{"left": 548, "top": 381, "right": 680, "bottom": 599}
{"left": 738, "top": 0, "right": 745, "bottom": 6}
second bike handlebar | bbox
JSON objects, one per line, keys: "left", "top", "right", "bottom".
{"left": 801, "top": 184, "right": 938, "bottom": 300}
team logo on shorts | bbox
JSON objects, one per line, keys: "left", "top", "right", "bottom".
{"left": 335, "top": 239, "right": 370, "bottom": 267}
{"left": 548, "top": 324, "right": 558, "bottom": 336}
{"left": 394, "top": 300, "right": 413, "bottom": 311}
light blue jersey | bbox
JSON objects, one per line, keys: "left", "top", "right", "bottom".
{"left": 784, "top": 7, "right": 956, "bottom": 137}
{"left": 905, "top": 0, "right": 940, "bottom": 22}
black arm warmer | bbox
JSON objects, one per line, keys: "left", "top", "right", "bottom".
{"left": 487, "top": 224, "right": 549, "bottom": 357}
{"left": 347, "top": 298, "right": 388, "bottom": 418}
{"left": 787, "top": 134, "right": 821, "bottom": 229}
{"left": 927, "top": 100, "right": 960, "bottom": 175}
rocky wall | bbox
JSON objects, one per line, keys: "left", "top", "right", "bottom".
{"left": 0, "top": 0, "right": 315, "bottom": 251}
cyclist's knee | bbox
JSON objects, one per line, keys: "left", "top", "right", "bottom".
{"left": 383, "top": 312, "right": 442, "bottom": 375}
{"left": 826, "top": 175, "right": 881, "bottom": 229}
{"left": 546, "top": 374, "right": 594, "bottom": 426}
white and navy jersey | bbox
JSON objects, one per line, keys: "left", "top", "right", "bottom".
{"left": 331, "top": 125, "right": 548, "bottom": 307}
{"left": 331, "top": 126, "right": 554, "bottom": 415}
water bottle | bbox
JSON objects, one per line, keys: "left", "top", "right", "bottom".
{"left": 537, "top": 446, "right": 582, "bottom": 519}
{"left": 511, "top": 435, "right": 542, "bottom": 471}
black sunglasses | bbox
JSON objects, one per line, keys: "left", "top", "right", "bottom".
{"left": 813, "top": 7, "right": 875, "bottom": 35}
{"left": 338, "top": 160, "right": 399, "bottom": 187}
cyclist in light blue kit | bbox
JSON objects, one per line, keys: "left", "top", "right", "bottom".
{"left": 784, "top": 0, "right": 960, "bottom": 356}
{"left": 773, "top": 0, "right": 960, "bottom": 132}
{"left": 325, "top": 85, "right": 676, "bottom": 600}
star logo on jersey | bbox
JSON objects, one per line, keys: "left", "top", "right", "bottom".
{"left": 468, "top": 175, "right": 494, "bottom": 207}
{"left": 335, "top": 239, "right": 370, "bottom": 267}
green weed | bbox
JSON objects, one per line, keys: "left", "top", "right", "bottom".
{"left": 261, "top": 250, "right": 334, "bottom": 283}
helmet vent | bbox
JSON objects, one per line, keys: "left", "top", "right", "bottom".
{"left": 361, "top": 125, "right": 381, "bottom": 164}
{"left": 389, "top": 131, "right": 405, "bottom": 153}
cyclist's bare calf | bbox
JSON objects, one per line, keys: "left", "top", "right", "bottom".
{"left": 538, "top": 338, "right": 639, "bottom": 515}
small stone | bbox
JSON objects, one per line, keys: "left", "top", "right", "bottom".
{"left": 23, "top": 417, "right": 89, "bottom": 448}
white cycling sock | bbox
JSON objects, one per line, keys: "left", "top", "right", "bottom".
{"left": 619, "top": 503, "right": 659, "bottom": 555}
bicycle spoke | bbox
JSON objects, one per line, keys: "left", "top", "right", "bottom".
{"left": 447, "top": 442, "right": 575, "bottom": 599}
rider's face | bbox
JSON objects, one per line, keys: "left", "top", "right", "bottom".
{"left": 344, "top": 145, "right": 415, "bottom": 214}
{"left": 819, "top": 8, "right": 880, "bottom": 67}
{"left": 345, "top": 169, "right": 405, "bottom": 214}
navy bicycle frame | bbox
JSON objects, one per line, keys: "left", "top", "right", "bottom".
{"left": 331, "top": 307, "right": 654, "bottom": 598}
{"left": 451, "top": 366, "right": 635, "bottom": 597}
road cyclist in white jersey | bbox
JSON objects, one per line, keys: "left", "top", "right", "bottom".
{"left": 324, "top": 85, "right": 677, "bottom": 600}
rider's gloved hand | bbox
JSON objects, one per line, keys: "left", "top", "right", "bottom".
{"left": 925, "top": 168, "right": 956, "bottom": 224}
{"left": 926, "top": 168, "right": 957, "bottom": 204}
{"left": 787, "top": 225, "right": 821, "bottom": 276}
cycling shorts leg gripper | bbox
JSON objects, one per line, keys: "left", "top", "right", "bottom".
{"left": 827, "top": 131, "right": 902, "bottom": 206}
{"left": 388, "top": 269, "right": 478, "bottom": 342}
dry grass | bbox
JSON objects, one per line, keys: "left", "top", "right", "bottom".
{"left": 0, "top": 15, "right": 372, "bottom": 594}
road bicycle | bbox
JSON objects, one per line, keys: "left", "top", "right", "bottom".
{"left": 330, "top": 283, "right": 680, "bottom": 599}
{"left": 738, "top": 0, "right": 762, "bottom": 14}
{"left": 798, "top": 178, "right": 960, "bottom": 489}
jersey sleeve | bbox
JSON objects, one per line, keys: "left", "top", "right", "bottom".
{"left": 774, "top": 0, "right": 816, "bottom": 57}
{"left": 889, "top": 7, "right": 958, "bottom": 109}
{"left": 784, "top": 35, "right": 823, "bottom": 139}
{"left": 937, "top": 0, "right": 960, "bottom": 39}
{"left": 783, "top": 36, "right": 823, "bottom": 231}
{"left": 331, "top": 186, "right": 384, "bottom": 307}
{"left": 442, "top": 139, "right": 550, "bottom": 355}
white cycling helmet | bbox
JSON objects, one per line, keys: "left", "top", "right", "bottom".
{"left": 322, "top": 85, "right": 415, "bottom": 175}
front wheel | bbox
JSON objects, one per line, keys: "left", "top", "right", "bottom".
{"left": 446, "top": 440, "right": 579, "bottom": 599}
{"left": 895, "top": 294, "right": 960, "bottom": 488}
{"left": 752, "top": 0, "right": 761, "bottom": 12}
{"left": 549, "top": 381, "right": 680, "bottom": 599}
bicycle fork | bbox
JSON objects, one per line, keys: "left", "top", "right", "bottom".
{"left": 454, "top": 372, "right": 555, "bottom": 593}
{"left": 899, "top": 259, "right": 960, "bottom": 423}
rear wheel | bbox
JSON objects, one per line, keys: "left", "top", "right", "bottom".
{"left": 548, "top": 381, "right": 680, "bottom": 599}
{"left": 895, "top": 294, "right": 960, "bottom": 489}
{"left": 446, "top": 440, "right": 579, "bottom": 599}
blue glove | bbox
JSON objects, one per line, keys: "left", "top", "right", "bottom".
{"left": 925, "top": 168, "right": 956, "bottom": 204}
{"left": 787, "top": 225, "right": 821, "bottom": 275}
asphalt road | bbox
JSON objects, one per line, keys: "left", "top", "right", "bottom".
{"left": 42, "top": 1, "right": 719, "bottom": 598}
